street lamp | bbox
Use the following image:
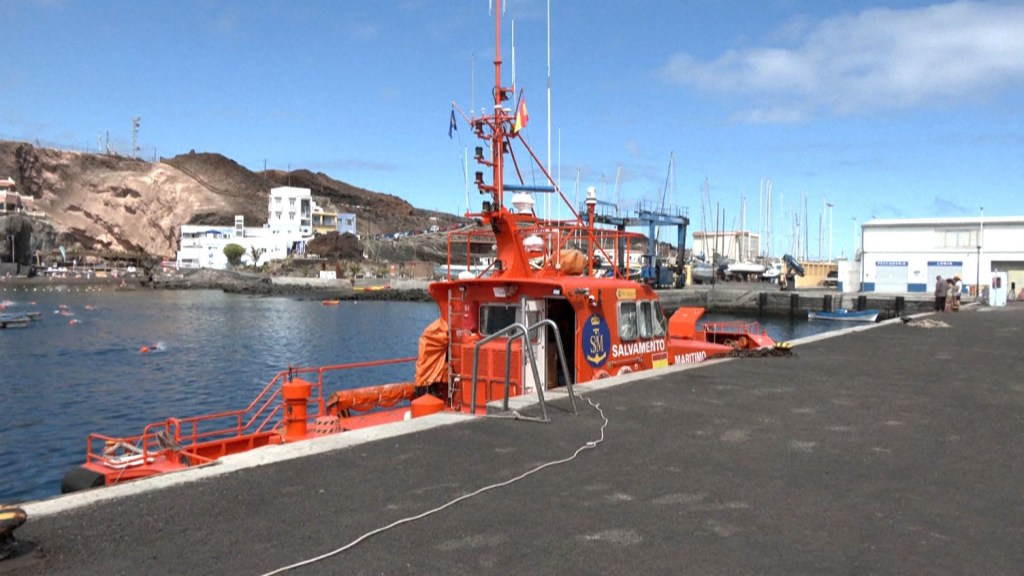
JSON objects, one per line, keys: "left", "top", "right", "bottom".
{"left": 977, "top": 206, "right": 984, "bottom": 299}
{"left": 827, "top": 202, "right": 834, "bottom": 261}
{"left": 851, "top": 217, "right": 857, "bottom": 259}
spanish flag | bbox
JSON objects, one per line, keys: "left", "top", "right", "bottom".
{"left": 513, "top": 97, "right": 529, "bottom": 133}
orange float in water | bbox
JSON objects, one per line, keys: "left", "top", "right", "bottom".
{"left": 139, "top": 346, "right": 151, "bottom": 354}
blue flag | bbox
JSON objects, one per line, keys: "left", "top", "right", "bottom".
{"left": 448, "top": 110, "right": 457, "bottom": 139}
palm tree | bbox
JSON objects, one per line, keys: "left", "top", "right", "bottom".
{"left": 249, "top": 246, "right": 266, "bottom": 269}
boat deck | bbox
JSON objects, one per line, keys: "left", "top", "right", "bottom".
{"left": 13, "top": 304, "right": 1024, "bottom": 575}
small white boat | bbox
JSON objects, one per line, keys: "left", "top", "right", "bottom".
{"left": 808, "top": 308, "right": 880, "bottom": 322}
{"left": 726, "top": 261, "right": 766, "bottom": 276}
{"left": 0, "top": 313, "right": 31, "bottom": 329}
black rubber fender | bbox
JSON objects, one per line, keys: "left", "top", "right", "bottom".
{"left": 60, "top": 467, "right": 106, "bottom": 494}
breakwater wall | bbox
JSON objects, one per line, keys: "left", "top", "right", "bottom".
{"left": 656, "top": 286, "right": 934, "bottom": 320}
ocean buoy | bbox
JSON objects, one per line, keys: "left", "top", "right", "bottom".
{"left": 139, "top": 346, "right": 150, "bottom": 354}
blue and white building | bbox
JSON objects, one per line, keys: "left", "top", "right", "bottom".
{"left": 856, "top": 216, "right": 1024, "bottom": 297}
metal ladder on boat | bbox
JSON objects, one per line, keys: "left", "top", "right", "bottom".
{"left": 468, "top": 319, "right": 577, "bottom": 421}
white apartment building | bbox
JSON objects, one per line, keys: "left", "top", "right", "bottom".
{"left": 175, "top": 186, "right": 321, "bottom": 269}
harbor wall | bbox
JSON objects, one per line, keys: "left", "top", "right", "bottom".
{"left": 656, "top": 285, "right": 936, "bottom": 319}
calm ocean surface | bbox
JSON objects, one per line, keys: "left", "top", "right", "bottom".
{"left": 0, "top": 288, "right": 844, "bottom": 503}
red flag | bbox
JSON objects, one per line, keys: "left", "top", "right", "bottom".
{"left": 513, "top": 98, "right": 529, "bottom": 133}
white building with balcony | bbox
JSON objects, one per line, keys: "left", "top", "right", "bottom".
{"left": 176, "top": 186, "right": 321, "bottom": 270}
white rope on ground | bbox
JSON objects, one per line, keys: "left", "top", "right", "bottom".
{"left": 259, "top": 395, "right": 608, "bottom": 576}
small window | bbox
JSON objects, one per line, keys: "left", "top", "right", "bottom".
{"left": 479, "top": 304, "right": 518, "bottom": 336}
{"left": 618, "top": 301, "right": 638, "bottom": 341}
{"left": 651, "top": 300, "right": 667, "bottom": 337}
{"left": 638, "top": 301, "right": 654, "bottom": 339}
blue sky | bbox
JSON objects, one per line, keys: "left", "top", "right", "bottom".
{"left": 2, "top": 1, "right": 1022, "bottom": 260}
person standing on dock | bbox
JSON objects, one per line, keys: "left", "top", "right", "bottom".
{"left": 934, "top": 275, "right": 946, "bottom": 311}
{"left": 945, "top": 279, "right": 956, "bottom": 312}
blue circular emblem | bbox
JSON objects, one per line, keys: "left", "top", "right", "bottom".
{"left": 582, "top": 314, "right": 610, "bottom": 368}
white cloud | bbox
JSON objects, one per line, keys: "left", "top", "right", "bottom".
{"left": 659, "top": 1, "right": 1024, "bottom": 121}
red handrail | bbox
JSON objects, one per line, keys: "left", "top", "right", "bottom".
{"left": 85, "top": 356, "right": 418, "bottom": 466}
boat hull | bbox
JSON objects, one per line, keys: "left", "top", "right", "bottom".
{"left": 808, "top": 309, "right": 879, "bottom": 322}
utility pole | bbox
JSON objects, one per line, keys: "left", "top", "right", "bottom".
{"left": 131, "top": 116, "right": 141, "bottom": 158}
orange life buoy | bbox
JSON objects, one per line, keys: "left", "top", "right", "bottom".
{"left": 737, "top": 336, "right": 749, "bottom": 349}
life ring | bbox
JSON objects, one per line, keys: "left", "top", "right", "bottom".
{"left": 594, "top": 370, "right": 611, "bottom": 379}
{"left": 736, "top": 336, "right": 749, "bottom": 349}
{"left": 618, "top": 366, "right": 633, "bottom": 376}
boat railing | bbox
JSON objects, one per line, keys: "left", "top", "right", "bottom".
{"left": 443, "top": 220, "right": 644, "bottom": 280}
{"left": 701, "top": 320, "right": 765, "bottom": 337}
{"left": 517, "top": 319, "right": 576, "bottom": 416}
{"left": 469, "top": 320, "right": 576, "bottom": 420}
{"left": 85, "top": 356, "right": 418, "bottom": 467}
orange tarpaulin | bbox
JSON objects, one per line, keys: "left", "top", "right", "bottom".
{"left": 558, "top": 249, "right": 587, "bottom": 276}
{"left": 328, "top": 383, "right": 416, "bottom": 413}
{"left": 415, "top": 317, "right": 449, "bottom": 386}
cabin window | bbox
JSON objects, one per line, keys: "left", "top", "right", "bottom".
{"left": 479, "top": 304, "right": 519, "bottom": 336}
{"left": 651, "top": 300, "right": 667, "bottom": 337}
{"left": 638, "top": 301, "right": 654, "bottom": 339}
{"left": 618, "top": 301, "right": 638, "bottom": 341}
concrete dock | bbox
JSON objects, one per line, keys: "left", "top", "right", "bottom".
{"left": 8, "top": 303, "right": 1024, "bottom": 575}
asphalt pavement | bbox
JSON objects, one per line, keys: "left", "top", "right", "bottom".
{"left": 8, "top": 303, "right": 1024, "bottom": 575}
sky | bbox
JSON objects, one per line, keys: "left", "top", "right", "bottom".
{"left": 2, "top": 0, "right": 1022, "bottom": 260}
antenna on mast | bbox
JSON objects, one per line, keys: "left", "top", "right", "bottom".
{"left": 511, "top": 19, "right": 516, "bottom": 94}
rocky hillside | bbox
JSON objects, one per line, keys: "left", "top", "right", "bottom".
{"left": 0, "top": 140, "right": 463, "bottom": 263}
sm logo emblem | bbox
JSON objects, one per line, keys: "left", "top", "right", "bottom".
{"left": 583, "top": 314, "right": 610, "bottom": 368}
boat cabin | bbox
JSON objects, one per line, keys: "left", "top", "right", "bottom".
{"left": 428, "top": 273, "right": 669, "bottom": 411}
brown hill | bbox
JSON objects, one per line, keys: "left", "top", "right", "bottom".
{"left": 0, "top": 140, "right": 465, "bottom": 264}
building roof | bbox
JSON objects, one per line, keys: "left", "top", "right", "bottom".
{"left": 863, "top": 216, "right": 1024, "bottom": 228}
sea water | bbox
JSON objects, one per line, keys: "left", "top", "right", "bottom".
{"left": 0, "top": 288, "right": 844, "bottom": 503}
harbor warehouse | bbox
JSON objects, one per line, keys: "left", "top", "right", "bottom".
{"left": 859, "top": 216, "right": 1024, "bottom": 296}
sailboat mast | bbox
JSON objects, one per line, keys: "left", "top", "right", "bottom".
{"left": 546, "top": 0, "right": 552, "bottom": 218}
{"left": 740, "top": 194, "right": 746, "bottom": 261}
